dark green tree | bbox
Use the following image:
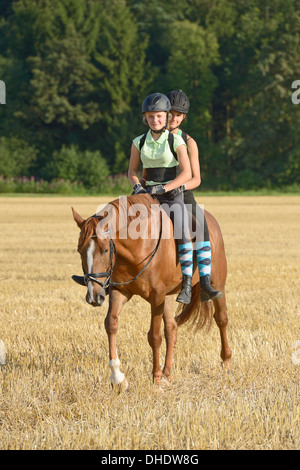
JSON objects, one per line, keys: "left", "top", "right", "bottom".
{"left": 0, "top": 0, "right": 103, "bottom": 178}
{"left": 164, "top": 20, "right": 220, "bottom": 157}
{"left": 211, "top": 0, "right": 300, "bottom": 188}
{"left": 92, "top": 0, "right": 152, "bottom": 172}
{"left": 0, "top": 0, "right": 299, "bottom": 191}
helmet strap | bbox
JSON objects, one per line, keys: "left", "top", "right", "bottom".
{"left": 151, "top": 127, "right": 166, "bottom": 134}
{"left": 169, "top": 124, "right": 180, "bottom": 132}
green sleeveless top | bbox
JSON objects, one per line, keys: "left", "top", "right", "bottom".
{"left": 133, "top": 130, "right": 186, "bottom": 169}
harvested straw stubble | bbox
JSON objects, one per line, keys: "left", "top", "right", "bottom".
{"left": 0, "top": 195, "right": 299, "bottom": 450}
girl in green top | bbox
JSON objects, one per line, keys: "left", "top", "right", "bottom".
{"left": 128, "top": 92, "right": 193, "bottom": 304}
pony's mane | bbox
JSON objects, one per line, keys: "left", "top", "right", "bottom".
{"left": 110, "top": 194, "right": 157, "bottom": 219}
{"left": 78, "top": 194, "right": 158, "bottom": 250}
{"left": 109, "top": 194, "right": 158, "bottom": 233}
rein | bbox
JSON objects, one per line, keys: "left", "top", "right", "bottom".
{"left": 84, "top": 207, "right": 163, "bottom": 289}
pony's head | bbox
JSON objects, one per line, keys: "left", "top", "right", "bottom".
{"left": 72, "top": 195, "right": 159, "bottom": 306}
{"left": 72, "top": 207, "right": 112, "bottom": 307}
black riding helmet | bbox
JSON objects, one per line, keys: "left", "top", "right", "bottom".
{"left": 142, "top": 93, "right": 171, "bottom": 133}
{"left": 142, "top": 93, "right": 171, "bottom": 113}
{"left": 167, "top": 90, "right": 190, "bottom": 114}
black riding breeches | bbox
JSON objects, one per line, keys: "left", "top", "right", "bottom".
{"left": 154, "top": 189, "right": 191, "bottom": 245}
{"left": 183, "top": 190, "right": 210, "bottom": 242}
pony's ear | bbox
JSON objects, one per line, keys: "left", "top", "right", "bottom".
{"left": 72, "top": 207, "right": 84, "bottom": 228}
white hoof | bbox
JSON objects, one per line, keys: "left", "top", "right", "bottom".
{"left": 110, "top": 377, "right": 128, "bottom": 393}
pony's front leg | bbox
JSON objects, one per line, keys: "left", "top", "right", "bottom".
{"left": 104, "top": 289, "right": 131, "bottom": 389}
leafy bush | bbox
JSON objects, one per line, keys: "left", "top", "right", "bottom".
{"left": 48, "top": 145, "right": 110, "bottom": 190}
{"left": 0, "top": 137, "right": 37, "bottom": 178}
{"left": 0, "top": 173, "right": 132, "bottom": 195}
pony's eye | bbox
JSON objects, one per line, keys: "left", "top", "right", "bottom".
{"left": 104, "top": 249, "right": 109, "bottom": 254}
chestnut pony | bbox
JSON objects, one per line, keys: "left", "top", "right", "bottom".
{"left": 72, "top": 194, "right": 231, "bottom": 388}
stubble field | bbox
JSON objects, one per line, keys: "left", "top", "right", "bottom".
{"left": 0, "top": 195, "right": 299, "bottom": 450}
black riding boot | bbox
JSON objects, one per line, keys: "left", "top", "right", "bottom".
{"left": 176, "top": 275, "right": 192, "bottom": 304}
{"left": 200, "top": 275, "right": 223, "bottom": 302}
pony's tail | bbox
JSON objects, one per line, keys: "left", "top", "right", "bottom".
{"left": 175, "top": 282, "right": 214, "bottom": 331}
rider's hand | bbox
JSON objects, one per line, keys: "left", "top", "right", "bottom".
{"left": 146, "top": 184, "right": 166, "bottom": 195}
{"left": 132, "top": 183, "right": 147, "bottom": 195}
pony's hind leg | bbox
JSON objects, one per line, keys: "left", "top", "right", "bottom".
{"left": 213, "top": 293, "right": 232, "bottom": 371}
{"left": 162, "top": 295, "right": 178, "bottom": 382}
{"left": 104, "top": 289, "right": 131, "bottom": 389}
{"left": 148, "top": 303, "right": 164, "bottom": 385}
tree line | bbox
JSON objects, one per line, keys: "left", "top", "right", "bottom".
{"left": 0, "top": 0, "right": 299, "bottom": 192}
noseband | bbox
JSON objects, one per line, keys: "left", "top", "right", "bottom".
{"left": 83, "top": 209, "right": 162, "bottom": 289}
{"left": 83, "top": 234, "right": 116, "bottom": 290}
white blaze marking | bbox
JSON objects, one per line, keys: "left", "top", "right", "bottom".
{"left": 108, "top": 357, "right": 125, "bottom": 384}
{"left": 87, "top": 239, "right": 95, "bottom": 300}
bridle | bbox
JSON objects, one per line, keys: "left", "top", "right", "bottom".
{"left": 83, "top": 208, "right": 163, "bottom": 290}
{"left": 83, "top": 235, "right": 116, "bottom": 290}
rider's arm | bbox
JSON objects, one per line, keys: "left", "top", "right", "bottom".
{"left": 164, "top": 144, "right": 192, "bottom": 192}
{"left": 128, "top": 143, "right": 141, "bottom": 187}
{"left": 184, "top": 137, "right": 201, "bottom": 190}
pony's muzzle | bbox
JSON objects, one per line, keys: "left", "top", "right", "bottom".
{"left": 86, "top": 285, "right": 106, "bottom": 307}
